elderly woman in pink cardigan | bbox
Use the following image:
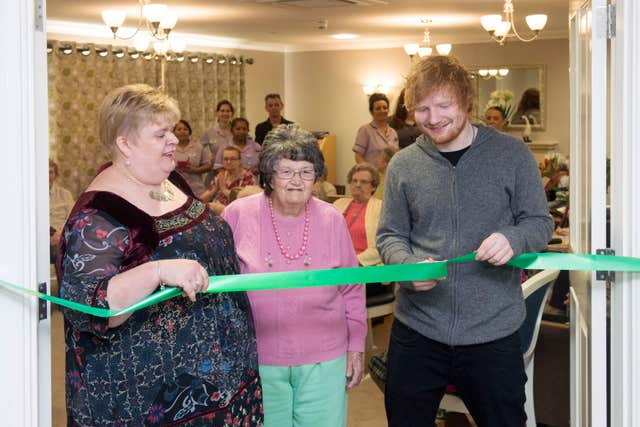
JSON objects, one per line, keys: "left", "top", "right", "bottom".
{"left": 222, "top": 124, "right": 366, "bottom": 427}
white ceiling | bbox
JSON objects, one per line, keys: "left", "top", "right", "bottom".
{"left": 46, "top": 0, "right": 569, "bottom": 52}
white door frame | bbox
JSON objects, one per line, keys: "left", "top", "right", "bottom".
{"left": 568, "top": 0, "right": 608, "bottom": 425}
{"left": 0, "top": 0, "right": 51, "bottom": 425}
{"left": 609, "top": 0, "right": 640, "bottom": 425}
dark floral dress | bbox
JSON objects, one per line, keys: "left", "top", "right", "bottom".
{"left": 58, "top": 179, "right": 263, "bottom": 427}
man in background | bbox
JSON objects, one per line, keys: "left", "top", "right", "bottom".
{"left": 377, "top": 55, "right": 553, "bottom": 427}
{"left": 254, "top": 93, "right": 293, "bottom": 145}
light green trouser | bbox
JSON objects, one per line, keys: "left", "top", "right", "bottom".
{"left": 259, "top": 354, "right": 347, "bottom": 427}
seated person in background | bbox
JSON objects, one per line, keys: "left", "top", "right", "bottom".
{"left": 213, "top": 117, "right": 261, "bottom": 175}
{"left": 49, "top": 159, "right": 74, "bottom": 256}
{"left": 334, "top": 163, "right": 388, "bottom": 300}
{"left": 173, "top": 119, "right": 211, "bottom": 195}
{"left": 374, "top": 146, "right": 397, "bottom": 200}
{"left": 200, "top": 146, "right": 256, "bottom": 213}
{"left": 546, "top": 162, "right": 569, "bottom": 210}
{"left": 312, "top": 167, "right": 337, "bottom": 202}
{"left": 389, "top": 88, "right": 422, "bottom": 149}
{"left": 484, "top": 106, "right": 507, "bottom": 132}
{"left": 510, "top": 87, "right": 541, "bottom": 125}
{"left": 333, "top": 163, "right": 382, "bottom": 268}
{"left": 353, "top": 93, "right": 399, "bottom": 165}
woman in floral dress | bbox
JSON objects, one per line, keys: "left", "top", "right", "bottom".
{"left": 57, "top": 84, "right": 262, "bottom": 426}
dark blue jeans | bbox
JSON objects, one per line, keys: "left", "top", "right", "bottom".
{"left": 384, "top": 319, "right": 527, "bottom": 427}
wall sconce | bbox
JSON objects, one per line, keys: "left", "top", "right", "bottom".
{"left": 477, "top": 68, "right": 510, "bottom": 79}
{"left": 362, "top": 84, "right": 391, "bottom": 96}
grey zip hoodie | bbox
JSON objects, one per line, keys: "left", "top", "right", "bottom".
{"left": 376, "top": 125, "right": 554, "bottom": 345}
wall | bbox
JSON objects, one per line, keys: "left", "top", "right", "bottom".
{"left": 285, "top": 38, "right": 569, "bottom": 184}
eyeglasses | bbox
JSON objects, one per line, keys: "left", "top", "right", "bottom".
{"left": 222, "top": 157, "right": 241, "bottom": 162}
{"left": 274, "top": 168, "right": 316, "bottom": 181}
{"left": 351, "top": 179, "right": 372, "bottom": 185}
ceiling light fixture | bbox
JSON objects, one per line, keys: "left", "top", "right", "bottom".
{"left": 477, "top": 68, "right": 510, "bottom": 79}
{"left": 331, "top": 33, "right": 359, "bottom": 40}
{"left": 403, "top": 19, "right": 452, "bottom": 61}
{"left": 480, "top": 0, "right": 547, "bottom": 45}
{"left": 101, "top": 1, "right": 184, "bottom": 54}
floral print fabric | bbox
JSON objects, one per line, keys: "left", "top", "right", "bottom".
{"left": 60, "top": 196, "right": 262, "bottom": 426}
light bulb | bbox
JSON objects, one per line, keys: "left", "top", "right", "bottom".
{"left": 403, "top": 43, "right": 419, "bottom": 56}
{"left": 436, "top": 44, "right": 452, "bottom": 55}
{"left": 498, "top": 68, "right": 509, "bottom": 77}
{"left": 101, "top": 10, "right": 126, "bottom": 28}
{"left": 417, "top": 46, "right": 432, "bottom": 57}
{"left": 494, "top": 21, "right": 512, "bottom": 37}
{"left": 480, "top": 14, "right": 502, "bottom": 32}
{"left": 526, "top": 14, "right": 548, "bottom": 32}
{"left": 142, "top": 4, "right": 168, "bottom": 24}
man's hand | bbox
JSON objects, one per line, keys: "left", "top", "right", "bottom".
{"left": 411, "top": 257, "right": 444, "bottom": 291}
{"left": 475, "top": 232, "right": 514, "bottom": 266}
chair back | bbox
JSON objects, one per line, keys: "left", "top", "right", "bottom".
{"left": 519, "top": 269, "right": 560, "bottom": 363}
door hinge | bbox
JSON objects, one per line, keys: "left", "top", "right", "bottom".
{"left": 38, "top": 282, "right": 48, "bottom": 321}
{"left": 596, "top": 248, "right": 615, "bottom": 282}
{"left": 607, "top": 3, "right": 616, "bottom": 39}
{"left": 34, "top": 0, "right": 44, "bottom": 32}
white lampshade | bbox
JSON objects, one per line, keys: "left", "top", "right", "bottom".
{"left": 436, "top": 44, "right": 452, "bottom": 55}
{"left": 170, "top": 38, "right": 186, "bottom": 53}
{"left": 478, "top": 69, "right": 489, "bottom": 77}
{"left": 526, "top": 14, "right": 548, "bottom": 31}
{"left": 101, "top": 9, "right": 126, "bottom": 28}
{"left": 488, "top": 69, "right": 498, "bottom": 77}
{"left": 417, "top": 46, "right": 432, "bottom": 57}
{"left": 362, "top": 85, "right": 375, "bottom": 95}
{"left": 498, "top": 68, "right": 509, "bottom": 77}
{"left": 159, "top": 9, "right": 178, "bottom": 30}
{"left": 142, "top": 3, "right": 168, "bottom": 24}
{"left": 480, "top": 14, "right": 502, "bottom": 32}
{"left": 403, "top": 43, "right": 420, "bottom": 56}
{"left": 133, "top": 34, "right": 150, "bottom": 52}
{"left": 153, "top": 40, "right": 169, "bottom": 55}
{"left": 494, "top": 21, "right": 512, "bottom": 37}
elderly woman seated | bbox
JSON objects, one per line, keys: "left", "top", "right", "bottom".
{"left": 199, "top": 145, "right": 256, "bottom": 213}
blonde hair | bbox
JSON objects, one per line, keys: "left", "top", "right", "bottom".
{"left": 98, "top": 84, "right": 180, "bottom": 153}
{"left": 404, "top": 55, "right": 475, "bottom": 114}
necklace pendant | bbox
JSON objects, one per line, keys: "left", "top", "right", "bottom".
{"left": 265, "top": 252, "right": 273, "bottom": 268}
{"left": 303, "top": 254, "right": 312, "bottom": 266}
{"left": 148, "top": 180, "right": 175, "bottom": 202}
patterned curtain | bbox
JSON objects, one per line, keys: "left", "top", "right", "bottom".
{"left": 47, "top": 40, "right": 246, "bottom": 197}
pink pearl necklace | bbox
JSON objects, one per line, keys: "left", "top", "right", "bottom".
{"left": 268, "top": 196, "right": 310, "bottom": 261}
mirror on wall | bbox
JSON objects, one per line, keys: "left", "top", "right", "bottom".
{"left": 470, "top": 65, "right": 545, "bottom": 130}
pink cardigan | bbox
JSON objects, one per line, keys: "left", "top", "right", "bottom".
{"left": 222, "top": 192, "right": 366, "bottom": 366}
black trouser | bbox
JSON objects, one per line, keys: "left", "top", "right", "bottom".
{"left": 384, "top": 319, "right": 527, "bottom": 427}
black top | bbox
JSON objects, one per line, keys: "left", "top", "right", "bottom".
{"left": 254, "top": 117, "right": 293, "bottom": 145}
{"left": 439, "top": 146, "right": 470, "bottom": 166}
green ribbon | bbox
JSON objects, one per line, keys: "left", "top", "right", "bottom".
{"left": 2, "top": 252, "right": 639, "bottom": 318}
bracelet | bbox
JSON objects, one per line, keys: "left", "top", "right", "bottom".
{"left": 157, "top": 261, "right": 165, "bottom": 290}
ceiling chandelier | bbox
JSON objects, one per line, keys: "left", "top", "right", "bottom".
{"left": 101, "top": 1, "right": 183, "bottom": 54}
{"left": 404, "top": 19, "right": 452, "bottom": 59}
{"left": 480, "top": 0, "right": 547, "bottom": 45}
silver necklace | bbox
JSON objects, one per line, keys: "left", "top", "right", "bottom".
{"left": 148, "top": 180, "right": 175, "bottom": 202}
{"left": 118, "top": 163, "right": 174, "bottom": 202}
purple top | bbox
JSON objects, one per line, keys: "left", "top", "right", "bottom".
{"left": 213, "top": 137, "right": 262, "bottom": 170}
{"left": 352, "top": 121, "right": 399, "bottom": 164}
{"left": 222, "top": 193, "right": 367, "bottom": 366}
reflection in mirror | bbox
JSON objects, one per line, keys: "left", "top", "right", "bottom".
{"left": 470, "top": 65, "right": 545, "bottom": 130}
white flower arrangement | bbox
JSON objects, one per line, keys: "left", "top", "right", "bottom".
{"left": 485, "top": 90, "right": 514, "bottom": 122}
